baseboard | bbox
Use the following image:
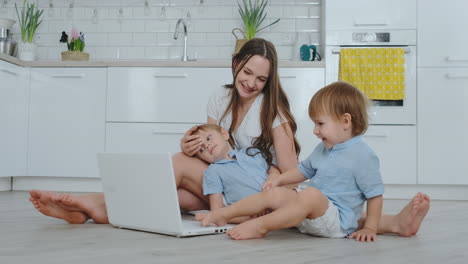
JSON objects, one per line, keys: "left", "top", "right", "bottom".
{"left": 9, "top": 177, "right": 468, "bottom": 200}
{"left": 12, "top": 177, "right": 103, "bottom": 192}
{"left": 0, "top": 177, "right": 11, "bottom": 191}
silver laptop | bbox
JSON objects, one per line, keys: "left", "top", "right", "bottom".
{"left": 97, "top": 152, "right": 233, "bottom": 237}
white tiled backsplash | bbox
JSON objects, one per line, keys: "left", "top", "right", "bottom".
{"left": 0, "top": 0, "right": 321, "bottom": 60}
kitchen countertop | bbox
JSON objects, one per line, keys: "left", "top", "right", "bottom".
{"left": 0, "top": 53, "right": 325, "bottom": 68}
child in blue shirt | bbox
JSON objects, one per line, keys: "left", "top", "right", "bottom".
{"left": 192, "top": 124, "right": 269, "bottom": 218}
{"left": 196, "top": 81, "right": 385, "bottom": 241}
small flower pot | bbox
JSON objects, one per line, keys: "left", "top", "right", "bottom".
{"left": 17, "top": 42, "right": 37, "bottom": 61}
{"left": 61, "top": 51, "right": 90, "bottom": 61}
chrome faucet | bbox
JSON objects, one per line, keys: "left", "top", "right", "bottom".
{"left": 174, "top": 18, "right": 188, "bottom": 61}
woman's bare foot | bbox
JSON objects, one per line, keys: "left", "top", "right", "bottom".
{"left": 54, "top": 193, "right": 109, "bottom": 224}
{"left": 227, "top": 219, "right": 268, "bottom": 240}
{"left": 195, "top": 210, "right": 228, "bottom": 227}
{"left": 393, "top": 192, "right": 430, "bottom": 237}
{"left": 29, "top": 190, "right": 88, "bottom": 224}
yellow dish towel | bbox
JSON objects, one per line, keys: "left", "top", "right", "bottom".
{"left": 339, "top": 48, "right": 405, "bottom": 100}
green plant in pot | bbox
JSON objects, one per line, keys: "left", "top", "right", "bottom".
{"left": 15, "top": 0, "right": 43, "bottom": 61}
{"left": 233, "top": 0, "right": 280, "bottom": 54}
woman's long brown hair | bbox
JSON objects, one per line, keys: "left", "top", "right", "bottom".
{"left": 220, "top": 38, "right": 300, "bottom": 168}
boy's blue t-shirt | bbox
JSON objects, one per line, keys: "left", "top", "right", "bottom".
{"left": 203, "top": 147, "right": 268, "bottom": 205}
{"left": 297, "top": 135, "right": 384, "bottom": 235}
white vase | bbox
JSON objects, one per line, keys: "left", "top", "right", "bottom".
{"left": 17, "top": 42, "right": 36, "bottom": 61}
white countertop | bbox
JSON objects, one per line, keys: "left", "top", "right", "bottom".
{"left": 0, "top": 53, "right": 325, "bottom": 68}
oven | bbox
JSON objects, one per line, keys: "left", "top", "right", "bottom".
{"left": 324, "top": 30, "right": 416, "bottom": 125}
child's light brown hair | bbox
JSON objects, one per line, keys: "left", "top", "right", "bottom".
{"left": 308, "top": 81, "right": 369, "bottom": 136}
{"left": 193, "top": 124, "right": 235, "bottom": 149}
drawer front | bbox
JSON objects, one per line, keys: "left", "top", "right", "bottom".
{"left": 362, "top": 126, "right": 417, "bottom": 184}
{"left": 418, "top": 0, "right": 468, "bottom": 67}
{"left": 106, "top": 123, "right": 197, "bottom": 154}
{"left": 325, "top": 0, "right": 416, "bottom": 30}
{"left": 107, "top": 67, "right": 231, "bottom": 123}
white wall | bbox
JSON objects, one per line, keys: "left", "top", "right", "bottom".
{"left": 1, "top": 0, "right": 322, "bottom": 60}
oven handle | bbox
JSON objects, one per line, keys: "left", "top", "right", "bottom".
{"left": 332, "top": 48, "right": 411, "bottom": 54}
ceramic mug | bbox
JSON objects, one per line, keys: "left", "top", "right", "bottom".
{"left": 300, "top": 44, "right": 321, "bottom": 61}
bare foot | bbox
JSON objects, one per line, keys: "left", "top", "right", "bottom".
{"left": 29, "top": 190, "right": 88, "bottom": 224}
{"left": 226, "top": 219, "right": 267, "bottom": 240}
{"left": 393, "top": 192, "right": 430, "bottom": 237}
{"left": 195, "top": 210, "right": 228, "bottom": 227}
{"left": 54, "top": 193, "right": 109, "bottom": 224}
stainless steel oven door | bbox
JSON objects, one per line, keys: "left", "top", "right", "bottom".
{"left": 324, "top": 45, "right": 416, "bottom": 125}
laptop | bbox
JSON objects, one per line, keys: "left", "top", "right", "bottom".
{"left": 97, "top": 152, "right": 233, "bottom": 237}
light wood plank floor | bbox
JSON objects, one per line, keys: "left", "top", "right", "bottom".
{"left": 1, "top": 191, "right": 467, "bottom": 264}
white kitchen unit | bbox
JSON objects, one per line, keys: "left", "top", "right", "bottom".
{"left": 106, "top": 67, "right": 232, "bottom": 153}
{"left": 324, "top": 0, "right": 416, "bottom": 30}
{"left": 417, "top": 0, "right": 468, "bottom": 68}
{"left": 417, "top": 68, "right": 468, "bottom": 184}
{"left": 363, "top": 126, "right": 417, "bottom": 184}
{"left": 417, "top": 0, "right": 468, "bottom": 185}
{"left": 0, "top": 60, "right": 29, "bottom": 182}
{"left": 278, "top": 68, "right": 324, "bottom": 160}
{"left": 106, "top": 67, "right": 325, "bottom": 159}
{"left": 27, "top": 68, "right": 107, "bottom": 178}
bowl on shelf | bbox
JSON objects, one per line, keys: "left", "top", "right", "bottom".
{"left": 0, "top": 18, "right": 15, "bottom": 29}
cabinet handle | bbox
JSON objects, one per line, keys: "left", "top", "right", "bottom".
{"left": 364, "top": 132, "right": 389, "bottom": 138}
{"left": 51, "top": 74, "right": 85, "bottom": 78}
{"left": 446, "top": 56, "right": 468, "bottom": 62}
{"left": 446, "top": 74, "right": 468, "bottom": 79}
{"left": 353, "top": 19, "right": 387, "bottom": 26}
{"left": 152, "top": 129, "right": 186, "bottom": 135}
{"left": 1, "top": 69, "right": 19, "bottom": 76}
{"left": 280, "top": 76, "right": 297, "bottom": 79}
{"left": 153, "top": 74, "right": 188, "bottom": 78}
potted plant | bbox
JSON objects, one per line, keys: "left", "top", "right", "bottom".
{"left": 15, "top": 0, "right": 43, "bottom": 61}
{"left": 234, "top": 0, "right": 280, "bottom": 53}
{"left": 59, "top": 29, "right": 89, "bottom": 61}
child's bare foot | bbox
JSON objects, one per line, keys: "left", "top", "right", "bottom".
{"left": 393, "top": 192, "right": 430, "bottom": 237}
{"left": 227, "top": 219, "right": 268, "bottom": 240}
{"left": 195, "top": 210, "right": 228, "bottom": 227}
{"left": 29, "top": 190, "right": 88, "bottom": 224}
{"left": 54, "top": 193, "right": 109, "bottom": 224}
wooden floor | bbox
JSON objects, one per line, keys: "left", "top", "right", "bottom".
{"left": 1, "top": 191, "right": 467, "bottom": 264}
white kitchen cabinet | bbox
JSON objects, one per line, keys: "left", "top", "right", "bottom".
{"left": 417, "top": 68, "right": 468, "bottom": 184}
{"left": 105, "top": 67, "right": 325, "bottom": 160}
{"left": 418, "top": 0, "right": 468, "bottom": 67}
{"left": 325, "top": 0, "right": 416, "bottom": 30}
{"left": 0, "top": 61, "right": 29, "bottom": 177}
{"left": 363, "top": 126, "right": 417, "bottom": 184}
{"left": 107, "top": 67, "right": 232, "bottom": 123}
{"left": 279, "top": 68, "right": 324, "bottom": 160}
{"left": 28, "top": 68, "right": 107, "bottom": 178}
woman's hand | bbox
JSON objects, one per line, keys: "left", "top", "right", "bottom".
{"left": 180, "top": 125, "right": 202, "bottom": 156}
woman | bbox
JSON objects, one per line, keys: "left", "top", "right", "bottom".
{"left": 30, "top": 38, "right": 429, "bottom": 237}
